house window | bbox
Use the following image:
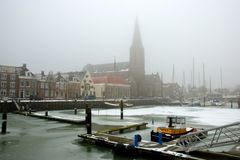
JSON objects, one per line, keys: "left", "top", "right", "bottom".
{"left": 10, "top": 82, "right": 15, "bottom": 88}
{"left": 1, "top": 74, "right": 7, "bottom": 80}
{"left": 41, "top": 83, "right": 44, "bottom": 89}
{"left": 1, "top": 89, "right": 6, "bottom": 96}
{"left": 1, "top": 82, "right": 7, "bottom": 88}
{"left": 45, "top": 90, "right": 49, "bottom": 97}
{"left": 21, "top": 81, "right": 25, "bottom": 87}
{"left": 73, "top": 77, "right": 78, "bottom": 82}
{"left": 20, "top": 90, "right": 24, "bottom": 98}
{"left": 10, "top": 75, "right": 16, "bottom": 81}
{"left": 9, "top": 90, "right": 15, "bottom": 97}
{"left": 26, "top": 90, "right": 30, "bottom": 97}
{"left": 45, "top": 83, "right": 48, "bottom": 89}
{"left": 26, "top": 81, "right": 29, "bottom": 86}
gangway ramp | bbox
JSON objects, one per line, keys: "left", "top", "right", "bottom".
{"left": 176, "top": 122, "right": 240, "bottom": 152}
{"left": 13, "top": 99, "right": 21, "bottom": 111}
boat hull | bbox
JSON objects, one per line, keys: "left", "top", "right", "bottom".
{"left": 150, "top": 128, "right": 194, "bottom": 142}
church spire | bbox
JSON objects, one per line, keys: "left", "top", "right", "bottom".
{"left": 132, "top": 18, "right": 143, "bottom": 47}
{"left": 129, "top": 18, "right": 145, "bottom": 97}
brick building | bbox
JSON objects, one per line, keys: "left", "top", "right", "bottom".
{"left": 92, "top": 75, "right": 130, "bottom": 99}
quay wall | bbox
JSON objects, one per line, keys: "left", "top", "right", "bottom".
{"left": 0, "top": 99, "right": 165, "bottom": 113}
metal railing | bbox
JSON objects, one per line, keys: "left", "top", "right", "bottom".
{"left": 176, "top": 122, "right": 240, "bottom": 152}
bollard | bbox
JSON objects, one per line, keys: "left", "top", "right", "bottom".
{"left": 2, "top": 113, "right": 7, "bottom": 134}
{"left": 238, "top": 98, "right": 240, "bottom": 108}
{"left": 231, "top": 100, "right": 233, "bottom": 108}
{"left": 74, "top": 108, "right": 77, "bottom": 115}
{"left": 28, "top": 108, "right": 32, "bottom": 114}
{"left": 134, "top": 134, "right": 139, "bottom": 147}
{"left": 158, "top": 132, "right": 163, "bottom": 145}
{"left": 45, "top": 110, "right": 48, "bottom": 116}
{"left": 134, "top": 134, "right": 141, "bottom": 147}
{"left": 120, "top": 100, "right": 123, "bottom": 120}
{"left": 152, "top": 118, "right": 154, "bottom": 125}
{"left": 203, "top": 97, "right": 206, "bottom": 107}
{"left": 85, "top": 104, "right": 92, "bottom": 134}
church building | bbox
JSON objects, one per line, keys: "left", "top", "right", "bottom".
{"left": 83, "top": 20, "right": 162, "bottom": 98}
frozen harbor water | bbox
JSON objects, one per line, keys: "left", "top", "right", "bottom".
{"left": 1, "top": 105, "right": 240, "bottom": 160}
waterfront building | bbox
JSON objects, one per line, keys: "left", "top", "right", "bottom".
{"left": 0, "top": 64, "right": 32, "bottom": 99}
{"left": 92, "top": 75, "right": 130, "bottom": 99}
{"left": 55, "top": 72, "right": 67, "bottom": 99}
{"left": 61, "top": 71, "right": 95, "bottom": 99}
{"left": 144, "top": 73, "right": 162, "bottom": 97}
{"left": 18, "top": 66, "right": 37, "bottom": 99}
{"left": 0, "top": 66, "right": 16, "bottom": 98}
{"left": 36, "top": 71, "right": 56, "bottom": 99}
{"left": 163, "top": 83, "right": 182, "bottom": 100}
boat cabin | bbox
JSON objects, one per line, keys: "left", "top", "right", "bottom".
{"left": 166, "top": 116, "right": 186, "bottom": 128}
{"left": 152, "top": 116, "right": 195, "bottom": 142}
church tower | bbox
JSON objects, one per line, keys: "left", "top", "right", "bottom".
{"left": 129, "top": 19, "right": 145, "bottom": 97}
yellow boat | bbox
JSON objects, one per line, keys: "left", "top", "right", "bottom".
{"left": 151, "top": 116, "right": 196, "bottom": 142}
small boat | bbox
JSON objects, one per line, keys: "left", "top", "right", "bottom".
{"left": 104, "top": 101, "right": 133, "bottom": 107}
{"left": 151, "top": 116, "right": 196, "bottom": 142}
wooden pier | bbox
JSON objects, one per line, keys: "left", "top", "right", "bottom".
{"left": 15, "top": 111, "right": 85, "bottom": 124}
{"left": 98, "top": 122, "right": 148, "bottom": 134}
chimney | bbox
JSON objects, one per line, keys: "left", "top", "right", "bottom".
{"left": 22, "top": 63, "right": 27, "bottom": 68}
{"left": 41, "top": 71, "right": 45, "bottom": 76}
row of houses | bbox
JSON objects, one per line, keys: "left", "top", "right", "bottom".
{"left": 0, "top": 64, "right": 131, "bottom": 100}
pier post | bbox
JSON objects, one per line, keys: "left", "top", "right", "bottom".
{"left": 134, "top": 134, "right": 139, "bottom": 147}
{"left": 203, "top": 97, "right": 206, "bottom": 107}
{"left": 158, "top": 132, "right": 163, "bottom": 145}
{"left": 238, "top": 97, "right": 240, "bottom": 108}
{"left": 134, "top": 134, "right": 141, "bottom": 147}
{"left": 1, "top": 99, "right": 7, "bottom": 134}
{"left": 120, "top": 100, "right": 123, "bottom": 120}
{"left": 45, "top": 110, "right": 48, "bottom": 116}
{"left": 85, "top": 104, "right": 92, "bottom": 134}
{"left": 28, "top": 108, "right": 32, "bottom": 114}
{"left": 74, "top": 108, "right": 77, "bottom": 115}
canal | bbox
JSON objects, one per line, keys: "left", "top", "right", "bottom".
{"left": 1, "top": 105, "right": 240, "bottom": 160}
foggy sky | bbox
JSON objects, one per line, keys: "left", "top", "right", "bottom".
{"left": 1, "top": 0, "right": 240, "bottom": 89}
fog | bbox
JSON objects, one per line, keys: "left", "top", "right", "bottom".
{"left": 1, "top": 0, "right": 240, "bottom": 88}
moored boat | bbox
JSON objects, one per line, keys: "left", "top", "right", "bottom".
{"left": 151, "top": 116, "right": 196, "bottom": 142}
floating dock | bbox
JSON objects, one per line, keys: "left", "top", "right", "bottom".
{"left": 79, "top": 122, "right": 240, "bottom": 160}
{"left": 79, "top": 133, "right": 202, "bottom": 160}
{"left": 99, "top": 122, "right": 148, "bottom": 134}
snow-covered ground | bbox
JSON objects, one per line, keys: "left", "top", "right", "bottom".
{"left": 36, "top": 105, "right": 240, "bottom": 127}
